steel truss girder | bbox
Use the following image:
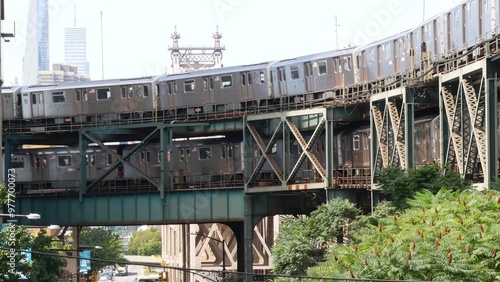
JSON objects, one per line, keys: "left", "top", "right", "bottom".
{"left": 440, "top": 60, "right": 493, "bottom": 182}
{"left": 370, "top": 87, "right": 415, "bottom": 182}
{"left": 285, "top": 119, "right": 326, "bottom": 180}
{"left": 246, "top": 121, "right": 285, "bottom": 184}
{"left": 244, "top": 109, "right": 330, "bottom": 190}
{"left": 78, "top": 122, "right": 208, "bottom": 201}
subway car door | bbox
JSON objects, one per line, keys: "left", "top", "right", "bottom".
{"left": 304, "top": 62, "right": 315, "bottom": 92}
{"left": 240, "top": 72, "right": 254, "bottom": 101}
{"left": 277, "top": 67, "right": 287, "bottom": 96}
{"left": 33, "top": 155, "right": 49, "bottom": 183}
{"left": 203, "top": 77, "right": 215, "bottom": 104}
{"left": 219, "top": 144, "right": 235, "bottom": 173}
{"left": 30, "top": 92, "right": 45, "bottom": 118}
{"left": 176, "top": 147, "right": 192, "bottom": 184}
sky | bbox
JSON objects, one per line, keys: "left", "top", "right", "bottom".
{"left": 1, "top": 0, "right": 466, "bottom": 85}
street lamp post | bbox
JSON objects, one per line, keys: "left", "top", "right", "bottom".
{"left": 0, "top": 213, "right": 41, "bottom": 220}
{"left": 190, "top": 233, "right": 226, "bottom": 279}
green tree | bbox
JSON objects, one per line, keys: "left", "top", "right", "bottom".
{"left": 29, "top": 229, "right": 67, "bottom": 281}
{"left": 272, "top": 198, "right": 360, "bottom": 276}
{"left": 307, "top": 189, "right": 500, "bottom": 281}
{"left": 377, "top": 164, "right": 470, "bottom": 209}
{"left": 127, "top": 227, "right": 162, "bottom": 256}
{"left": 272, "top": 217, "right": 314, "bottom": 276}
{"left": 0, "top": 224, "right": 33, "bottom": 280}
{"left": 0, "top": 225, "right": 66, "bottom": 281}
{"left": 79, "top": 227, "right": 127, "bottom": 276}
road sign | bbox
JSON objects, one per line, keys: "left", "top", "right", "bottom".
{"left": 79, "top": 250, "right": 91, "bottom": 272}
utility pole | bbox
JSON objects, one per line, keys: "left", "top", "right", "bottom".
{"left": 330, "top": 15, "right": 339, "bottom": 50}
{"left": 422, "top": 0, "right": 425, "bottom": 22}
{"left": 100, "top": 11, "right": 104, "bottom": 79}
{"left": 335, "top": 15, "right": 339, "bottom": 50}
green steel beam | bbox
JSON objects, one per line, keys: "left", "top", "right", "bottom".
{"left": 14, "top": 189, "right": 245, "bottom": 226}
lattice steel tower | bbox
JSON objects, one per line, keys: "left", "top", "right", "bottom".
{"left": 169, "top": 26, "right": 225, "bottom": 74}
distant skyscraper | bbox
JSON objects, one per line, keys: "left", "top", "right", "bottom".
{"left": 23, "top": 0, "right": 49, "bottom": 85}
{"left": 64, "top": 27, "right": 90, "bottom": 77}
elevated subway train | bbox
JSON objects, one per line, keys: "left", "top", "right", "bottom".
{"left": 3, "top": 0, "right": 500, "bottom": 191}
{"left": 2, "top": 0, "right": 500, "bottom": 124}
{"left": 9, "top": 116, "right": 441, "bottom": 194}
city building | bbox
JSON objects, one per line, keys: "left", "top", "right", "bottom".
{"left": 23, "top": 0, "right": 49, "bottom": 85}
{"left": 64, "top": 27, "right": 90, "bottom": 77}
{"left": 38, "top": 63, "right": 90, "bottom": 84}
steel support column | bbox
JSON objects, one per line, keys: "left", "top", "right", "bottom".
{"left": 439, "top": 59, "right": 494, "bottom": 185}
{"left": 370, "top": 87, "right": 415, "bottom": 184}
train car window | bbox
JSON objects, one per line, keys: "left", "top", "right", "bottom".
{"left": 138, "top": 86, "right": 144, "bottom": 97}
{"left": 83, "top": 90, "right": 88, "bottom": 101}
{"left": 184, "top": 80, "right": 195, "bottom": 92}
{"left": 158, "top": 151, "right": 162, "bottom": 163}
{"left": 35, "top": 156, "right": 41, "bottom": 168}
{"left": 58, "top": 156, "right": 72, "bottom": 167}
{"left": 42, "top": 156, "right": 47, "bottom": 167}
{"left": 228, "top": 146, "right": 233, "bottom": 158}
{"left": 333, "top": 59, "right": 339, "bottom": 73}
{"left": 140, "top": 151, "right": 145, "bottom": 164}
{"left": 318, "top": 60, "right": 327, "bottom": 75}
{"left": 97, "top": 88, "right": 111, "bottom": 100}
{"left": 129, "top": 86, "right": 134, "bottom": 98}
{"left": 146, "top": 151, "right": 151, "bottom": 163}
{"left": 199, "top": 147, "right": 212, "bottom": 159}
{"left": 76, "top": 90, "right": 81, "bottom": 101}
{"left": 221, "top": 146, "right": 226, "bottom": 159}
{"left": 121, "top": 87, "right": 126, "bottom": 98}
{"left": 52, "top": 92, "right": 65, "bottom": 103}
{"left": 241, "top": 74, "right": 246, "bottom": 86}
{"left": 209, "top": 78, "right": 214, "bottom": 89}
{"left": 144, "top": 85, "right": 149, "bottom": 96}
{"left": 167, "top": 82, "right": 172, "bottom": 95}
{"left": 260, "top": 71, "right": 265, "bottom": 83}
{"left": 107, "top": 154, "right": 113, "bottom": 165}
{"left": 203, "top": 78, "right": 208, "bottom": 90}
{"left": 385, "top": 43, "right": 391, "bottom": 60}
{"left": 86, "top": 154, "right": 96, "bottom": 166}
{"left": 344, "top": 56, "right": 352, "bottom": 71}
{"left": 221, "top": 75, "right": 232, "bottom": 88}
{"left": 278, "top": 67, "right": 286, "bottom": 81}
{"left": 11, "top": 157, "right": 25, "bottom": 169}
{"left": 39, "top": 93, "right": 44, "bottom": 103}
{"left": 186, "top": 148, "right": 191, "bottom": 160}
{"left": 353, "top": 135, "right": 360, "bottom": 151}
{"left": 290, "top": 66, "right": 300, "bottom": 79}
{"left": 248, "top": 73, "right": 252, "bottom": 85}
{"left": 174, "top": 82, "right": 178, "bottom": 93}
{"left": 31, "top": 93, "right": 37, "bottom": 105}
{"left": 180, "top": 149, "right": 185, "bottom": 161}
